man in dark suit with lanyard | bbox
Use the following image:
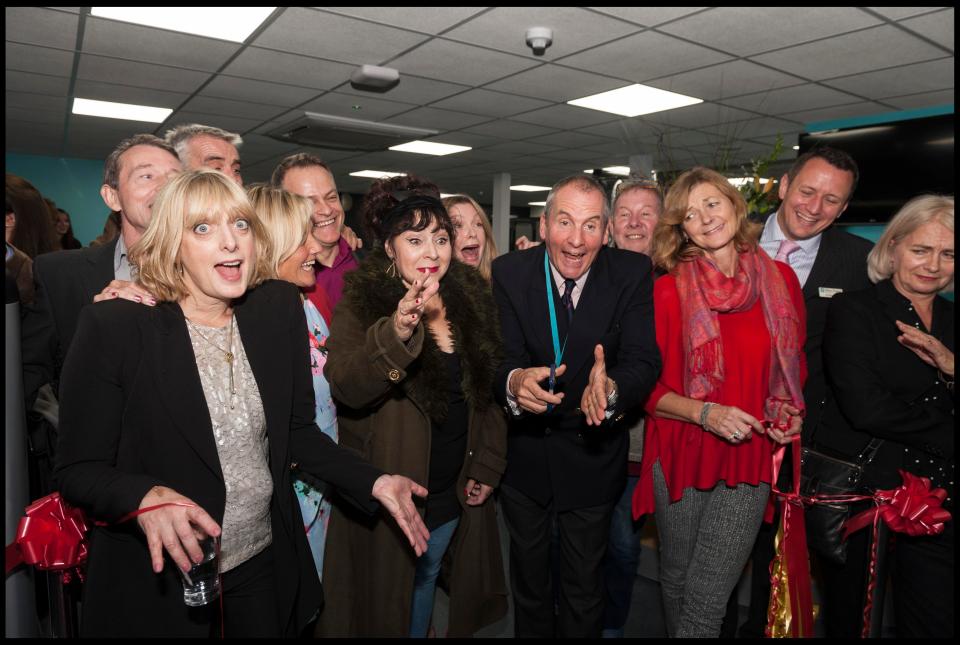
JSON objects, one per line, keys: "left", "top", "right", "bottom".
{"left": 735, "top": 146, "right": 874, "bottom": 638}
{"left": 492, "top": 174, "right": 660, "bottom": 638}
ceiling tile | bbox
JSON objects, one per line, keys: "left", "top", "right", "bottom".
{"left": 179, "top": 95, "right": 288, "bottom": 121}
{"left": 221, "top": 47, "right": 355, "bottom": 90}
{"left": 161, "top": 112, "right": 264, "bottom": 138}
{"left": 749, "top": 25, "right": 947, "bottom": 81}
{"left": 81, "top": 17, "right": 239, "bottom": 71}
{"left": 388, "top": 39, "right": 539, "bottom": 86}
{"left": 703, "top": 116, "right": 802, "bottom": 140}
{"left": 485, "top": 64, "right": 626, "bottom": 102}
{"left": 422, "top": 131, "right": 506, "bottom": 148}
{"left": 510, "top": 104, "right": 619, "bottom": 129}
{"left": 645, "top": 59, "right": 804, "bottom": 101}
{"left": 587, "top": 7, "right": 707, "bottom": 27}
{"left": 299, "top": 91, "right": 417, "bottom": 121}
{"left": 557, "top": 31, "right": 733, "bottom": 82}
{"left": 7, "top": 120, "right": 64, "bottom": 155}
{"left": 482, "top": 140, "right": 563, "bottom": 155}
{"left": 576, "top": 119, "right": 662, "bottom": 142}
{"left": 5, "top": 42, "right": 75, "bottom": 77}
{"left": 720, "top": 83, "right": 861, "bottom": 115}
{"left": 6, "top": 105, "right": 66, "bottom": 126}
{"left": 73, "top": 79, "right": 189, "bottom": 109}
{"left": 866, "top": 7, "right": 944, "bottom": 21}
{"left": 320, "top": 6, "right": 489, "bottom": 34}
{"left": 430, "top": 89, "right": 553, "bottom": 118}
{"left": 883, "top": 89, "right": 955, "bottom": 110}
{"left": 460, "top": 120, "right": 560, "bottom": 140}
{"left": 77, "top": 54, "right": 212, "bottom": 93}
{"left": 339, "top": 74, "right": 470, "bottom": 106}
{"left": 200, "top": 75, "right": 320, "bottom": 107}
{"left": 252, "top": 8, "right": 428, "bottom": 64}
{"left": 643, "top": 102, "right": 759, "bottom": 130}
{"left": 443, "top": 7, "right": 639, "bottom": 61}
{"left": 6, "top": 70, "right": 70, "bottom": 96}
{"left": 389, "top": 106, "right": 493, "bottom": 130}
{"left": 7, "top": 91, "right": 69, "bottom": 113}
{"left": 822, "top": 58, "right": 953, "bottom": 99}
{"left": 5, "top": 7, "right": 78, "bottom": 49}
{"left": 658, "top": 7, "right": 881, "bottom": 57}
{"left": 780, "top": 101, "right": 891, "bottom": 126}
{"left": 523, "top": 130, "right": 613, "bottom": 149}
{"left": 899, "top": 8, "right": 954, "bottom": 51}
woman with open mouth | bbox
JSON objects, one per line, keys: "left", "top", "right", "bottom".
{"left": 54, "top": 169, "right": 430, "bottom": 637}
{"left": 317, "top": 174, "right": 508, "bottom": 638}
{"left": 443, "top": 194, "right": 498, "bottom": 282}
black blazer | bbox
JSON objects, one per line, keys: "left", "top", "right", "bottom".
{"left": 54, "top": 280, "right": 383, "bottom": 637}
{"left": 797, "top": 226, "right": 874, "bottom": 438}
{"left": 21, "top": 239, "right": 117, "bottom": 404}
{"left": 492, "top": 245, "right": 660, "bottom": 511}
{"left": 818, "top": 280, "right": 954, "bottom": 496}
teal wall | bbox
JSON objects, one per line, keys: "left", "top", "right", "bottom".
{"left": 6, "top": 153, "right": 107, "bottom": 246}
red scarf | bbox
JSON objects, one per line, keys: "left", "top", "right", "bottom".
{"left": 675, "top": 250, "right": 804, "bottom": 420}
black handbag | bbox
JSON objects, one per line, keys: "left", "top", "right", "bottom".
{"left": 799, "top": 438, "right": 883, "bottom": 565}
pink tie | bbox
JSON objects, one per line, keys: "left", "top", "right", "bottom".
{"left": 775, "top": 239, "right": 800, "bottom": 263}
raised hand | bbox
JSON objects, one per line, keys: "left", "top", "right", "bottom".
{"left": 136, "top": 485, "right": 221, "bottom": 574}
{"left": 341, "top": 225, "right": 363, "bottom": 252}
{"left": 509, "top": 364, "right": 566, "bottom": 414}
{"left": 514, "top": 236, "right": 541, "bottom": 251}
{"left": 582, "top": 344, "right": 614, "bottom": 426}
{"left": 371, "top": 474, "right": 430, "bottom": 556}
{"left": 895, "top": 320, "right": 954, "bottom": 376}
{"left": 93, "top": 279, "right": 157, "bottom": 306}
{"left": 393, "top": 276, "right": 440, "bottom": 342}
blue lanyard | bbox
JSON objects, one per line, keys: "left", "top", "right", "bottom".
{"left": 544, "top": 252, "right": 567, "bottom": 366}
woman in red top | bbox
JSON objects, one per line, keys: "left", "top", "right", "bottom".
{"left": 633, "top": 167, "right": 806, "bottom": 637}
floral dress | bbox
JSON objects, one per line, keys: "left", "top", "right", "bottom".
{"left": 294, "top": 298, "right": 339, "bottom": 579}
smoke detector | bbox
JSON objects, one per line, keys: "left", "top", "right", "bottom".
{"left": 525, "top": 27, "right": 553, "bottom": 56}
{"left": 350, "top": 64, "right": 400, "bottom": 93}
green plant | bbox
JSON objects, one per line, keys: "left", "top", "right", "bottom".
{"left": 737, "top": 134, "right": 785, "bottom": 218}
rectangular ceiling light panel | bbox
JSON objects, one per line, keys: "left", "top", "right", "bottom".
{"left": 91, "top": 7, "right": 276, "bottom": 42}
{"left": 389, "top": 140, "right": 471, "bottom": 156}
{"left": 350, "top": 170, "right": 407, "bottom": 179}
{"left": 72, "top": 97, "right": 173, "bottom": 123}
{"left": 568, "top": 84, "right": 702, "bottom": 118}
{"left": 510, "top": 185, "right": 551, "bottom": 192}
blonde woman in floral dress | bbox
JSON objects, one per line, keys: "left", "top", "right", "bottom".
{"left": 249, "top": 184, "right": 338, "bottom": 578}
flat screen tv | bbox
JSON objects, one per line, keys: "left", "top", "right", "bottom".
{"left": 797, "top": 113, "right": 954, "bottom": 224}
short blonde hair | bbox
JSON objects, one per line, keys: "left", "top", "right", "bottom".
{"left": 867, "top": 194, "right": 954, "bottom": 291}
{"left": 247, "top": 184, "right": 313, "bottom": 278}
{"left": 650, "top": 166, "right": 761, "bottom": 274}
{"left": 442, "top": 194, "right": 498, "bottom": 281}
{"left": 130, "top": 170, "right": 269, "bottom": 302}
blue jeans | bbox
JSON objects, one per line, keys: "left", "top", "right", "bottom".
{"left": 601, "top": 475, "right": 644, "bottom": 638}
{"left": 409, "top": 517, "right": 460, "bottom": 638}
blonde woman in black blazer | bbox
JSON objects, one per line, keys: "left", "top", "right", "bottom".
{"left": 818, "top": 195, "right": 954, "bottom": 638}
{"left": 54, "top": 170, "right": 429, "bottom": 637}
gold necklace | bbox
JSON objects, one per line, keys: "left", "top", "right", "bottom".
{"left": 186, "top": 314, "right": 237, "bottom": 409}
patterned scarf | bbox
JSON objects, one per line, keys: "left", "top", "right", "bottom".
{"left": 675, "top": 250, "right": 805, "bottom": 421}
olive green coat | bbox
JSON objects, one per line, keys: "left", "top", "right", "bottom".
{"left": 316, "top": 251, "right": 508, "bottom": 637}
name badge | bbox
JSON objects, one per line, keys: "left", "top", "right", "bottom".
{"left": 818, "top": 287, "right": 843, "bottom": 298}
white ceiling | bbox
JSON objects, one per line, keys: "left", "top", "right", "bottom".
{"left": 5, "top": 6, "right": 955, "bottom": 201}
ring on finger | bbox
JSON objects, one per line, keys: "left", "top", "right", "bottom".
{"left": 731, "top": 430, "right": 742, "bottom": 441}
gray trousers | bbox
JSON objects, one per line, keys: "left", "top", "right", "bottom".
{"left": 652, "top": 461, "right": 770, "bottom": 638}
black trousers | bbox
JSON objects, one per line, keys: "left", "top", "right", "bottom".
{"left": 893, "top": 521, "right": 954, "bottom": 637}
{"left": 500, "top": 483, "right": 616, "bottom": 638}
{"left": 215, "top": 546, "right": 281, "bottom": 638}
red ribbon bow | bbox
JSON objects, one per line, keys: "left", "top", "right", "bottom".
{"left": 7, "top": 492, "right": 90, "bottom": 583}
{"left": 842, "top": 469, "right": 951, "bottom": 540}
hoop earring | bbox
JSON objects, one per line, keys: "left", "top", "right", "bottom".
{"left": 385, "top": 261, "right": 397, "bottom": 278}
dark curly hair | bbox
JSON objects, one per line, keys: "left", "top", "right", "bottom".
{"left": 362, "top": 174, "right": 453, "bottom": 245}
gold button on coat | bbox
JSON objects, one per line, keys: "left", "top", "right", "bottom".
{"left": 388, "top": 369, "right": 401, "bottom": 382}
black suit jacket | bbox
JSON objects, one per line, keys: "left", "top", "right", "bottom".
{"left": 54, "top": 280, "right": 383, "bottom": 637}
{"left": 818, "top": 280, "right": 953, "bottom": 493}
{"left": 21, "top": 239, "right": 117, "bottom": 404}
{"left": 492, "top": 245, "right": 660, "bottom": 511}
{"left": 756, "top": 220, "right": 874, "bottom": 438}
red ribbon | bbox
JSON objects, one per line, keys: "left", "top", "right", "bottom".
{"left": 6, "top": 492, "right": 90, "bottom": 583}
{"left": 768, "top": 444, "right": 952, "bottom": 638}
